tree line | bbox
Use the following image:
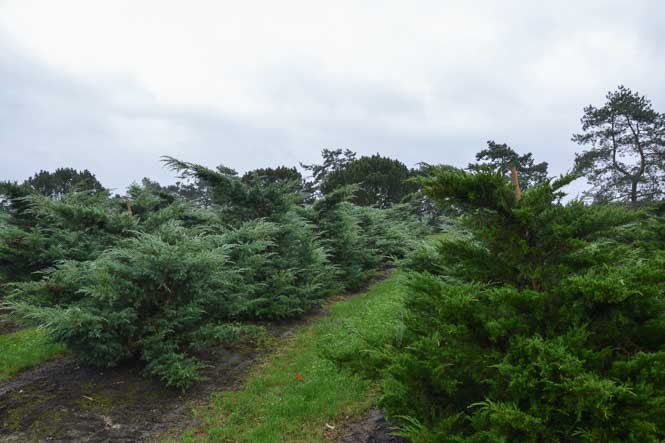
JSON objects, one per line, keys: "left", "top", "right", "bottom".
{"left": 4, "top": 85, "right": 664, "bottom": 211}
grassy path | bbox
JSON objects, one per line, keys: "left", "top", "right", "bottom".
{"left": 177, "top": 271, "right": 407, "bottom": 443}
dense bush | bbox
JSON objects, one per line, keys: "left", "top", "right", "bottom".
{"left": 384, "top": 257, "right": 665, "bottom": 441}
{"left": 217, "top": 214, "right": 332, "bottom": 319}
{"left": 6, "top": 222, "right": 240, "bottom": 389}
{"left": 418, "top": 167, "right": 637, "bottom": 290}
{"left": 339, "top": 168, "right": 665, "bottom": 441}
{"left": 2, "top": 158, "right": 427, "bottom": 388}
{"left": 308, "top": 186, "right": 421, "bottom": 291}
{"left": 0, "top": 192, "right": 135, "bottom": 283}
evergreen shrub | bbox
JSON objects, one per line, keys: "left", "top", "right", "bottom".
{"left": 6, "top": 222, "right": 240, "bottom": 389}
{"left": 2, "top": 158, "right": 427, "bottom": 388}
{"left": 362, "top": 168, "right": 665, "bottom": 441}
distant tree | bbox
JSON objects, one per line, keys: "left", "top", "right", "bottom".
{"left": 400, "top": 162, "right": 452, "bottom": 226}
{"left": 172, "top": 179, "right": 214, "bottom": 208}
{"left": 0, "top": 168, "right": 106, "bottom": 216}
{"left": 124, "top": 177, "right": 208, "bottom": 209}
{"left": 321, "top": 154, "right": 416, "bottom": 208}
{"left": 469, "top": 141, "right": 549, "bottom": 190}
{"left": 573, "top": 85, "right": 665, "bottom": 204}
{"left": 23, "top": 168, "right": 106, "bottom": 198}
{"left": 242, "top": 166, "right": 304, "bottom": 189}
{"left": 301, "top": 149, "right": 357, "bottom": 197}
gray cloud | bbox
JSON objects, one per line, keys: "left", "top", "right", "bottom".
{"left": 0, "top": 36, "right": 297, "bottom": 191}
{"left": 2, "top": 1, "right": 665, "bottom": 199}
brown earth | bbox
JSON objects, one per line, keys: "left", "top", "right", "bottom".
{"left": 0, "top": 344, "right": 258, "bottom": 442}
{"left": 334, "top": 409, "right": 409, "bottom": 443}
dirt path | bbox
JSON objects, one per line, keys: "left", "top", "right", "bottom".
{"left": 0, "top": 272, "right": 403, "bottom": 442}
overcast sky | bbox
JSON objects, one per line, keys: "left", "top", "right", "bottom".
{"left": 1, "top": 1, "right": 664, "bottom": 195}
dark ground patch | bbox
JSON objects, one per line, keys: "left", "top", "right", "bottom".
{"left": 0, "top": 314, "right": 20, "bottom": 335}
{"left": 334, "top": 409, "right": 409, "bottom": 443}
{"left": 0, "top": 344, "right": 257, "bottom": 442}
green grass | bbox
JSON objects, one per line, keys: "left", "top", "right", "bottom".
{"left": 179, "top": 271, "right": 407, "bottom": 443}
{"left": 0, "top": 328, "right": 66, "bottom": 382}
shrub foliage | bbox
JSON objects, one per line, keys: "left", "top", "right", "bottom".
{"left": 1, "top": 158, "right": 426, "bottom": 388}
{"left": 373, "top": 168, "right": 665, "bottom": 441}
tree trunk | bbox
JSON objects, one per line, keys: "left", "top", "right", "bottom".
{"left": 631, "top": 179, "right": 638, "bottom": 205}
{"left": 511, "top": 166, "right": 521, "bottom": 202}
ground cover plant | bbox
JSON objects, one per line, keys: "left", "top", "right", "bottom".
{"left": 334, "top": 167, "right": 665, "bottom": 442}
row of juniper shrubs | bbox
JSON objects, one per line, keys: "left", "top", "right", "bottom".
{"left": 337, "top": 167, "right": 665, "bottom": 441}
{"left": 0, "top": 158, "right": 428, "bottom": 389}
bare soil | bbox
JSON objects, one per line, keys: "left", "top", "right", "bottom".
{"left": 0, "top": 344, "right": 258, "bottom": 442}
{"left": 334, "top": 409, "right": 409, "bottom": 443}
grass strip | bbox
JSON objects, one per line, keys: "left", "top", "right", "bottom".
{"left": 0, "top": 328, "right": 66, "bottom": 383}
{"left": 179, "top": 271, "right": 406, "bottom": 442}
